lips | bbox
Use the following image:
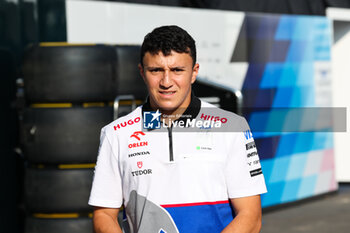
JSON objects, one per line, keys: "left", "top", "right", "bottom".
{"left": 159, "top": 91, "right": 176, "bottom": 96}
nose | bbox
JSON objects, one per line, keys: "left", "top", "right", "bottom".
{"left": 159, "top": 70, "right": 172, "bottom": 89}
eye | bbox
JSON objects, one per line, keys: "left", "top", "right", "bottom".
{"left": 172, "top": 68, "right": 184, "bottom": 73}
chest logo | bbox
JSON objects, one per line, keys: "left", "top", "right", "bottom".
{"left": 129, "top": 131, "right": 148, "bottom": 148}
{"left": 131, "top": 131, "right": 145, "bottom": 141}
{"left": 114, "top": 117, "right": 140, "bottom": 131}
{"left": 137, "top": 161, "right": 143, "bottom": 169}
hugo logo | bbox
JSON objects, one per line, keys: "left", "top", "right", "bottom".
{"left": 200, "top": 113, "right": 227, "bottom": 124}
{"left": 114, "top": 117, "right": 141, "bottom": 131}
{"left": 130, "top": 131, "right": 145, "bottom": 141}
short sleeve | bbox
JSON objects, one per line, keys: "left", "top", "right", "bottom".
{"left": 88, "top": 127, "right": 123, "bottom": 208}
{"left": 224, "top": 117, "right": 267, "bottom": 198}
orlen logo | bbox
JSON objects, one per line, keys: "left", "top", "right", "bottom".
{"left": 130, "top": 131, "right": 145, "bottom": 141}
{"left": 114, "top": 117, "right": 141, "bottom": 131}
{"left": 129, "top": 131, "right": 148, "bottom": 148}
{"left": 200, "top": 113, "right": 227, "bottom": 124}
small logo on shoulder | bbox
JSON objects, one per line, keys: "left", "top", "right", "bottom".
{"left": 244, "top": 130, "right": 253, "bottom": 140}
{"left": 143, "top": 110, "right": 161, "bottom": 129}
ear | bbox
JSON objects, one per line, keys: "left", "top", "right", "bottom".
{"left": 191, "top": 63, "right": 199, "bottom": 84}
{"left": 138, "top": 63, "right": 146, "bottom": 82}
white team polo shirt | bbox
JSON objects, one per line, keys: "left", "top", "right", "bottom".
{"left": 89, "top": 96, "right": 267, "bottom": 233}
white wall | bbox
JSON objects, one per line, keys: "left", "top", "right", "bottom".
{"left": 327, "top": 8, "right": 350, "bottom": 182}
{"left": 66, "top": 0, "right": 248, "bottom": 90}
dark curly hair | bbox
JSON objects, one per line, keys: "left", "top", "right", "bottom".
{"left": 140, "top": 25, "right": 196, "bottom": 67}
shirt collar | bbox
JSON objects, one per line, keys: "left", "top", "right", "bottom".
{"left": 142, "top": 92, "right": 201, "bottom": 128}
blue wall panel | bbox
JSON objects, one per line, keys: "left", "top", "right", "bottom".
{"left": 239, "top": 13, "right": 337, "bottom": 208}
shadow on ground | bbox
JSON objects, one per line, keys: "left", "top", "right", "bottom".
{"left": 261, "top": 184, "right": 350, "bottom": 233}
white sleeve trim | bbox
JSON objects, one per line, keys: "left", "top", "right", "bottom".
{"left": 228, "top": 186, "right": 268, "bottom": 199}
{"left": 88, "top": 198, "right": 123, "bottom": 209}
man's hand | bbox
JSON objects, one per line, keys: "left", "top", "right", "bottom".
{"left": 221, "top": 195, "right": 262, "bottom": 233}
{"left": 93, "top": 207, "right": 123, "bottom": 233}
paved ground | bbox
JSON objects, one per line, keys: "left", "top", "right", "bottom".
{"left": 261, "top": 184, "right": 350, "bottom": 233}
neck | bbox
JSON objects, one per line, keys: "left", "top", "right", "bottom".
{"left": 150, "top": 99, "right": 191, "bottom": 124}
{"left": 161, "top": 107, "right": 187, "bottom": 125}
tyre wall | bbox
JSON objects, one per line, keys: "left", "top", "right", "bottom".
{"left": 20, "top": 43, "right": 145, "bottom": 233}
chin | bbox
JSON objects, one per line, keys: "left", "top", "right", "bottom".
{"left": 159, "top": 105, "right": 177, "bottom": 112}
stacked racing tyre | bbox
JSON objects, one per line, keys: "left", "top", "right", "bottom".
{"left": 20, "top": 43, "right": 146, "bottom": 233}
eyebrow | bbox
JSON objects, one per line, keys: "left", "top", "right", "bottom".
{"left": 145, "top": 66, "right": 186, "bottom": 70}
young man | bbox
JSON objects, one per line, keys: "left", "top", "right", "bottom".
{"left": 89, "top": 25, "right": 267, "bottom": 233}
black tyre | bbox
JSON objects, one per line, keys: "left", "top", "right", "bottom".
{"left": 22, "top": 44, "right": 117, "bottom": 103}
{"left": 115, "top": 45, "right": 148, "bottom": 100}
{"left": 25, "top": 216, "right": 93, "bottom": 233}
{"left": 25, "top": 167, "right": 94, "bottom": 213}
{"left": 20, "top": 106, "right": 112, "bottom": 164}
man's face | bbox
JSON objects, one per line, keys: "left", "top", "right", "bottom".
{"left": 139, "top": 51, "right": 199, "bottom": 114}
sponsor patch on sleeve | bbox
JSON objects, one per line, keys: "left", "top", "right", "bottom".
{"left": 244, "top": 130, "right": 253, "bottom": 140}
{"left": 245, "top": 141, "right": 256, "bottom": 150}
{"left": 250, "top": 168, "right": 263, "bottom": 177}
